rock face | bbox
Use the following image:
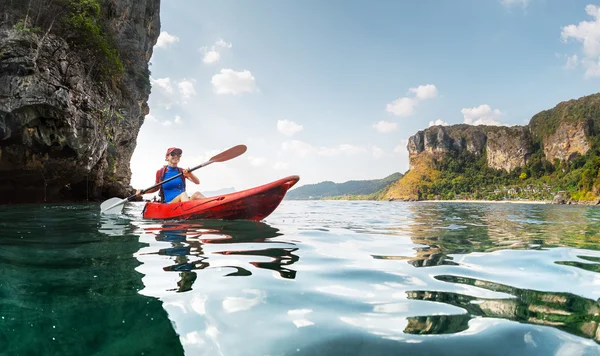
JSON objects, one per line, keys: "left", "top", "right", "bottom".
{"left": 528, "top": 93, "right": 600, "bottom": 163}
{"left": 486, "top": 126, "right": 533, "bottom": 172}
{"left": 541, "top": 120, "right": 590, "bottom": 162}
{"left": 0, "top": 0, "right": 160, "bottom": 203}
{"left": 408, "top": 125, "right": 487, "bottom": 161}
{"left": 408, "top": 125, "right": 532, "bottom": 172}
{"left": 407, "top": 93, "right": 600, "bottom": 173}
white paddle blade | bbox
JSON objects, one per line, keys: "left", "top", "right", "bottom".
{"left": 100, "top": 198, "right": 127, "bottom": 214}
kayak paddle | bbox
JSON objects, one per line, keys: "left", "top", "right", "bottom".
{"left": 100, "top": 144, "right": 248, "bottom": 215}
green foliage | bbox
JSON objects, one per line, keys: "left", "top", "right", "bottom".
{"left": 396, "top": 136, "right": 600, "bottom": 202}
{"left": 8, "top": 0, "right": 125, "bottom": 84}
{"left": 14, "top": 19, "right": 41, "bottom": 34}
{"left": 529, "top": 94, "right": 600, "bottom": 139}
{"left": 63, "top": 0, "right": 124, "bottom": 82}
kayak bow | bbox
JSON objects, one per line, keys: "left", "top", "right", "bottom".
{"left": 142, "top": 175, "right": 299, "bottom": 221}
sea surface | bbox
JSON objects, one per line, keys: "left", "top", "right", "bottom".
{"left": 1, "top": 200, "right": 600, "bottom": 355}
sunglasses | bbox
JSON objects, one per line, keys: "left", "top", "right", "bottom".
{"left": 169, "top": 152, "right": 182, "bottom": 157}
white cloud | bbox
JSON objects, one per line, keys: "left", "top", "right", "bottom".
{"left": 385, "top": 97, "right": 417, "bottom": 117}
{"left": 583, "top": 58, "right": 600, "bottom": 77}
{"left": 143, "top": 113, "right": 179, "bottom": 127}
{"left": 203, "top": 51, "right": 220, "bottom": 64}
{"left": 281, "top": 140, "right": 366, "bottom": 157}
{"left": 212, "top": 69, "right": 258, "bottom": 95}
{"left": 150, "top": 77, "right": 175, "bottom": 109}
{"left": 561, "top": 5, "right": 600, "bottom": 77}
{"left": 277, "top": 120, "right": 304, "bottom": 136}
{"left": 273, "top": 161, "right": 289, "bottom": 170}
{"left": 429, "top": 119, "right": 449, "bottom": 127}
{"left": 372, "top": 121, "right": 398, "bottom": 133}
{"left": 372, "top": 146, "right": 385, "bottom": 159}
{"left": 385, "top": 84, "right": 438, "bottom": 117}
{"left": 500, "top": 0, "right": 530, "bottom": 8}
{"left": 151, "top": 77, "right": 173, "bottom": 93}
{"left": 150, "top": 78, "right": 198, "bottom": 108}
{"left": 409, "top": 84, "right": 438, "bottom": 100}
{"left": 216, "top": 39, "right": 232, "bottom": 48}
{"left": 201, "top": 39, "right": 232, "bottom": 64}
{"left": 248, "top": 156, "right": 266, "bottom": 166}
{"left": 159, "top": 115, "right": 182, "bottom": 127}
{"left": 564, "top": 54, "right": 579, "bottom": 69}
{"left": 178, "top": 79, "right": 196, "bottom": 100}
{"left": 156, "top": 31, "right": 179, "bottom": 48}
{"left": 394, "top": 139, "right": 409, "bottom": 154}
{"left": 281, "top": 140, "right": 314, "bottom": 157}
{"left": 461, "top": 104, "right": 505, "bottom": 126}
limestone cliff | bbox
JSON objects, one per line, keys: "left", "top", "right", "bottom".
{"left": 528, "top": 94, "right": 600, "bottom": 162}
{"left": 0, "top": 0, "right": 160, "bottom": 203}
{"left": 387, "top": 93, "right": 600, "bottom": 201}
{"left": 408, "top": 125, "right": 531, "bottom": 172}
{"left": 406, "top": 93, "right": 600, "bottom": 173}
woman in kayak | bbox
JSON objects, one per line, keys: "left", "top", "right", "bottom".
{"left": 136, "top": 147, "right": 205, "bottom": 203}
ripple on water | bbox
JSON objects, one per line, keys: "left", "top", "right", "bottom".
{"left": 1, "top": 201, "right": 600, "bottom": 355}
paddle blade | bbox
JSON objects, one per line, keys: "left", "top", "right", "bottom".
{"left": 100, "top": 197, "right": 127, "bottom": 214}
{"left": 209, "top": 145, "right": 247, "bottom": 163}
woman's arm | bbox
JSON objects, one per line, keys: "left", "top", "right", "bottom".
{"left": 136, "top": 186, "right": 160, "bottom": 195}
{"left": 183, "top": 169, "right": 200, "bottom": 184}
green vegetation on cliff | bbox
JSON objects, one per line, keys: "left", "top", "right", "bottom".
{"left": 6, "top": 0, "right": 124, "bottom": 82}
{"left": 387, "top": 142, "right": 600, "bottom": 202}
{"left": 286, "top": 173, "right": 403, "bottom": 200}
{"left": 386, "top": 93, "right": 600, "bottom": 202}
{"left": 529, "top": 94, "right": 600, "bottom": 140}
{"left": 386, "top": 150, "right": 552, "bottom": 201}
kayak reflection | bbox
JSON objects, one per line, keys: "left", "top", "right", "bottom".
{"left": 143, "top": 220, "right": 298, "bottom": 292}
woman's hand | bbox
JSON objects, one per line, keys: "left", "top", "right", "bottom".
{"left": 183, "top": 168, "right": 200, "bottom": 184}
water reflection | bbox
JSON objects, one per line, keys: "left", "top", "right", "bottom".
{"left": 0, "top": 205, "right": 184, "bottom": 355}
{"left": 138, "top": 220, "right": 299, "bottom": 293}
{"left": 406, "top": 274, "right": 600, "bottom": 343}
{"left": 375, "top": 204, "right": 600, "bottom": 268}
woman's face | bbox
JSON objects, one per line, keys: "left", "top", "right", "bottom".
{"left": 167, "top": 152, "right": 181, "bottom": 165}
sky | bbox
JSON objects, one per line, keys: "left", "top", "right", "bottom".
{"left": 130, "top": 0, "right": 600, "bottom": 195}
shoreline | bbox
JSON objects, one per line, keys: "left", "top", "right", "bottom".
{"left": 416, "top": 199, "right": 549, "bottom": 205}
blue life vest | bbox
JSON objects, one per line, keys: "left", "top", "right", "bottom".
{"left": 156, "top": 166, "right": 186, "bottom": 203}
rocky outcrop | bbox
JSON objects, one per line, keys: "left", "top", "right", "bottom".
{"left": 542, "top": 120, "right": 590, "bottom": 162}
{"left": 406, "top": 93, "right": 600, "bottom": 173}
{"left": 528, "top": 93, "right": 600, "bottom": 162}
{"left": 408, "top": 125, "right": 487, "bottom": 162}
{"left": 486, "top": 126, "right": 533, "bottom": 172}
{"left": 0, "top": 0, "right": 160, "bottom": 203}
{"left": 408, "top": 125, "right": 532, "bottom": 172}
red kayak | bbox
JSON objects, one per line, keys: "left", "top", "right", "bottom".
{"left": 142, "top": 175, "right": 299, "bottom": 220}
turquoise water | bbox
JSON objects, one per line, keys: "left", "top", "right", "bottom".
{"left": 1, "top": 201, "right": 600, "bottom": 355}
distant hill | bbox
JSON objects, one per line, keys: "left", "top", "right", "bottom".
{"left": 285, "top": 173, "right": 403, "bottom": 200}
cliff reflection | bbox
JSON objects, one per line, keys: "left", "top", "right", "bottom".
{"left": 0, "top": 210, "right": 185, "bottom": 356}
{"left": 374, "top": 204, "right": 600, "bottom": 267}
{"left": 405, "top": 275, "right": 600, "bottom": 343}
{"left": 143, "top": 220, "right": 298, "bottom": 292}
